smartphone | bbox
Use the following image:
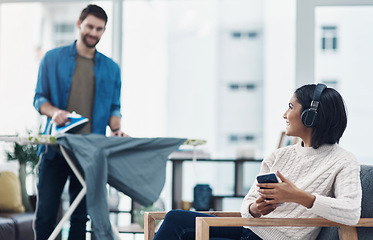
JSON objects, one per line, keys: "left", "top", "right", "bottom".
{"left": 256, "top": 173, "right": 283, "bottom": 204}
{"left": 256, "top": 173, "right": 279, "bottom": 189}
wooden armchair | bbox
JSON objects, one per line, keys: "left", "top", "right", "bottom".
{"left": 145, "top": 165, "right": 373, "bottom": 240}
{"left": 144, "top": 211, "right": 373, "bottom": 240}
{"left": 195, "top": 215, "right": 373, "bottom": 240}
{"left": 144, "top": 211, "right": 241, "bottom": 240}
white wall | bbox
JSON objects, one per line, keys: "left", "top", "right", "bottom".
{"left": 0, "top": 3, "right": 43, "bottom": 161}
{"left": 315, "top": 6, "right": 373, "bottom": 165}
{"left": 263, "top": 0, "right": 296, "bottom": 156}
{"left": 121, "top": 1, "right": 169, "bottom": 138}
{"left": 166, "top": 0, "right": 217, "bottom": 148}
{"left": 216, "top": 0, "right": 264, "bottom": 158}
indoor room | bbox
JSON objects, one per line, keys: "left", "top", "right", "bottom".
{"left": 0, "top": 0, "right": 372, "bottom": 239}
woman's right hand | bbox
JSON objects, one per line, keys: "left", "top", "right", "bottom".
{"left": 250, "top": 196, "right": 278, "bottom": 217}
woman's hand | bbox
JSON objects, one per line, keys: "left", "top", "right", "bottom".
{"left": 250, "top": 196, "right": 279, "bottom": 217}
{"left": 257, "top": 171, "right": 316, "bottom": 208}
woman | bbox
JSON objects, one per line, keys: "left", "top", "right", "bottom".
{"left": 154, "top": 84, "right": 361, "bottom": 240}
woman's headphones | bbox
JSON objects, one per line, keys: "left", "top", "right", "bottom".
{"left": 301, "top": 83, "right": 327, "bottom": 128}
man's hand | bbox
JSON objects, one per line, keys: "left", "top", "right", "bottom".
{"left": 39, "top": 102, "right": 70, "bottom": 126}
{"left": 51, "top": 110, "right": 70, "bottom": 126}
{"left": 111, "top": 129, "right": 129, "bottom": 137}
{"left": 109, "top": 116, "right": 128, "bottom": 137}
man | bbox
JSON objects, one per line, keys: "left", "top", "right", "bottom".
{"left": 33, "top": 5, "right": 126, "bottom": 239}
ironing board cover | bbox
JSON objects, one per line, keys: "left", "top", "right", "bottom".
{"left": 57, "top": 134, "right": 186, "bottom": 239}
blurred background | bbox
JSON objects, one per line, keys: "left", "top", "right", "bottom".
{"left": 0, "top": 0, "right": 372, "bottom": 239}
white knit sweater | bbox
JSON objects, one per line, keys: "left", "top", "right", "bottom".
{"left": 240, "top": 142, "right": 362, "bottom": 240}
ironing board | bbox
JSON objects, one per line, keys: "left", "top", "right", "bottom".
{"left": 0, "top": 135, "right": 121, "bottom": 240}
{"left": 1, "top": 135, "right": 201, "bottom": 240}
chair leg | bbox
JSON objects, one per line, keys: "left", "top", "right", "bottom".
{"left": 338, "top": 226, "right": 358, "bottom": 240}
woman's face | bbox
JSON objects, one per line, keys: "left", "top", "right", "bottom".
{"left": 283, "top": 94, "right": 311, "bottom": 139}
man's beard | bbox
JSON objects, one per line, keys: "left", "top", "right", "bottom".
{"left": 82, "top": 34, "right": 99, "bottom": 48}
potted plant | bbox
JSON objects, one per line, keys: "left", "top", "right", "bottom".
{"left": 7, "top": 140, "right": 39, "bottom": 212}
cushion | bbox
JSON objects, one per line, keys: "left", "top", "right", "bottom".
{"left": 0, "top": 171, "right": 25, "bottom": 213}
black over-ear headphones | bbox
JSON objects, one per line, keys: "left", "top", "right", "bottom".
{"left": 301, "top": 83, "right": 327, "bottom": 128}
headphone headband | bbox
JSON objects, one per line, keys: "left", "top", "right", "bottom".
{"left": 310, "top": 83, "right": 327, "bottom": 110}
{"left": 301, "top": 83, "right": 327, "bottom": 128}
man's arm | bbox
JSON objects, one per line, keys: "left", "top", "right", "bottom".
{"left": 34, "top": 50, "right": 70, "bottom": 127}
{"left": 109, "top": 116, "right": 128, "bottom": 137}
{"left": 108, "top": 62, "right": 128, "bottom": 137}
{"left": 39, "top": 102, "right": 70, "bottom": 126}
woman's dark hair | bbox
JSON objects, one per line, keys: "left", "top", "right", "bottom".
{"left": 79, "top": 4, "right": 108, "bottom": 25}
{"left": 295, "top": 84, "right": 347, "bottom": 149}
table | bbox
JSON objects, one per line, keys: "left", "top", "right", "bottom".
{"left": 169, "top": 158, "right": 262, "bottom": 210}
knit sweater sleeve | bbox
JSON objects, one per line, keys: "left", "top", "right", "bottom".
{"left": 240, "top": 151, "right": 275, "bottom": 218}
{"left": 309, "top": 157, "right": 362, "bottom": 225}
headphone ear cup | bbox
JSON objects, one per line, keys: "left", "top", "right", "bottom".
{"left": 301, "top": 109, "right": 319, "bottom": 128}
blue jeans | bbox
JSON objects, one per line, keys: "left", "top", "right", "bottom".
{"left": 35, "top": 150, "right": 88, "bottom": 240}
{"left": 154, "top": 210, "right": 262, "bottom": 240}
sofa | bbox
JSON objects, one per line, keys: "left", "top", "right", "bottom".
{"left": 0, "top": 162, "right": 36, "bottom": 240}
{"left": 0, "top": 212, "right": 35, "bottom": 240}
{"left": 0, "top": 176, "right": 63, "bottom": 240}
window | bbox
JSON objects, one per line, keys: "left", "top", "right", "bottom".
{"left": 321, "top": 25, "right": 338, "bottom": 51}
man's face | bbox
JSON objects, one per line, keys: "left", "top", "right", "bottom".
{"left": 77, "top": 15, "right": 106, "bottom": 48}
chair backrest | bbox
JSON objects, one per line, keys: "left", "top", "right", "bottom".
{"left": 316, "top": 164, "right": 373, "bottom": 240}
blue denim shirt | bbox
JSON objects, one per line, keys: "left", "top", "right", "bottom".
{"left": 34, "top": 41, "right": 122, "bottom": 135}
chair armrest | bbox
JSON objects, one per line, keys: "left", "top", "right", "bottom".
{"left": 195, "top": 217, "right": 373, "bottom": 240}
{"left": 144, "top": 212, "right": 166, "bottom": 240}
{"left": 144, "top": 211, "right": 241, "bottom": 240}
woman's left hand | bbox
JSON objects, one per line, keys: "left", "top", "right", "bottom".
{"left": 257, "top": 171, "right": 315, "bottom": 208}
